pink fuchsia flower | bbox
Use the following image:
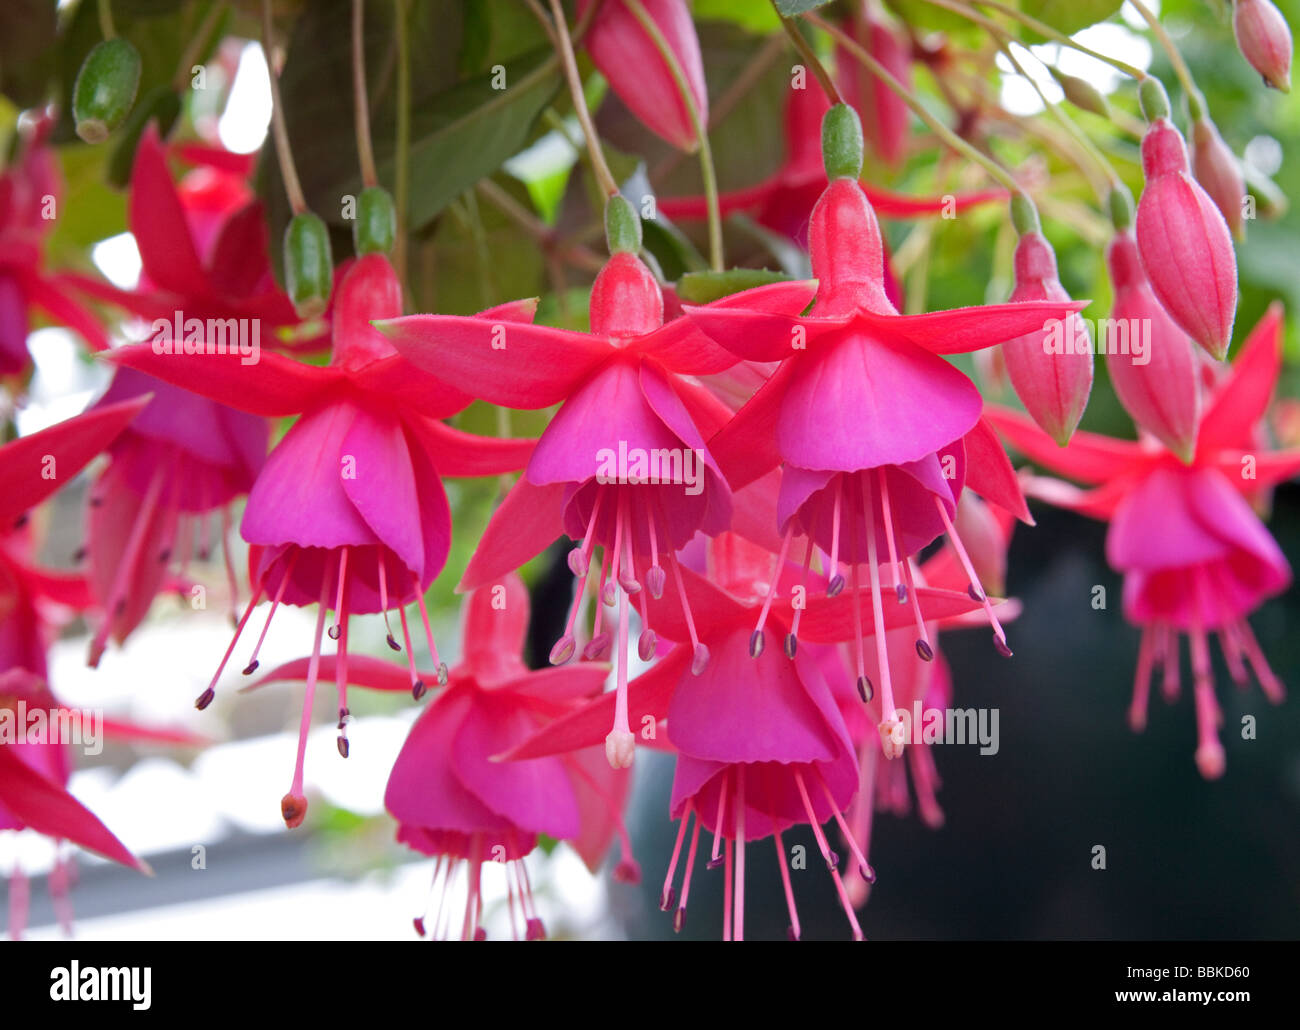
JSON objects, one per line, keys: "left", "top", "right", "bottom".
{"left": 836, "top": 4, "right": 912, "bottom": 167}
{"left": 1105, "top": 226, "right": 1201, "bottom": 460}
{"left": 684, "top": 122, "right": 1084, "bottom": 755}
{"left": 65, "top": 127, "right": 324, "bottom": 355}
{"left": 0, "top": 112, "right": 109, "bottom": 373}
{"left": 986, "top": 304, "right": 1300, "bottom": 778}
{"left": 381, "top": 242, "right": 817, "bottom": 770}
{"left": 1233, "top": 0, "right": 1293, "bottom": 92}
{"left": 504, "top": 531, "right": 983, "bottom": 939}
{"left": 1135, "top": 105, "right": 1238, "bottom": 360}
{"left": 109, "top": 254, "right": 536, "bottom": 826}
{"left": 579, "top": 0, "right": 708, "bottom": 151}
{"left": 1000, "top": 211, "right": 1094, "bottom": 446}
{"left": 81, "top": 366, "right": 268, "bottom": 667}
{"left": 251, "top": 575, "right": 633, "bottom": 940}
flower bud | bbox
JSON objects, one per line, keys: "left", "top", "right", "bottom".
{"left": 1049, "top": 69, "right": 1109, "bottom": 117}
{"left": 1001, "top": 230, "right": 1094, "bottom": 445}
{"left": 1233, "top": 0, "right": 1292, "bottom": 92}
{"left": 1190, "top": 119, "right": 1247, "bottom": 239}
{"left": 73, "top": 37, "right": 142, "bottom": 143}
{"left": 836, "top": 10, "right": 911, "bottom": 166}
{"left": 1135, "top": 118, "right": 1238, "bottom": 360}
{"left": 1105, "top": 230, "right": 1201, "bottom": 460}
{"left": 579, "top": 0, "right": 708, "bottom": 151}
{"left": 283, "top": 211, "right": 334, "bottom": 319}
{"left": 353, "top": 185, "right": 396, "bottom": 256}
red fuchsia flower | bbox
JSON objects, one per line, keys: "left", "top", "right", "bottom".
{"left": 836, "top": 4, "right": 911, "bottom": 167}
{"left": 504, "top": 531, "right": 984, "bottom": 939}
{"left": 1000, "top": 203, "right": 1094, "bottom": 445}
{"left": 380, "top": 224, "right": 818, "bottom": 771}
{"left": 683, "top": 106, "right": 1085, "bottom": 757}
{"left": 65, "top": 127, "right": 325, "bottom": 356}
{"left": 109, "top": 253, "right": 537, "bottom": 827}
{"left": 80, "top": 367, "right": 268, "bottom": 667}
{"left": 1135, "top": 91, "right": 1238, "bottom": 361}
{"left": 657, "top": 80, "right": 1005, "bottom": 270}
{"left": 0, "top": 112, "right": 109, "bottom": 374}
{"left": 579, "top": 0, "right": 708, "bottom": 151}
{"left": 986, "top": 304, "right": 1300, "bottom": 778}
{"left": 1105, "top": 225, "right": 1201, "bottom": 460}
{"left": 1233, "top": 0, "right": 1293, "bottom": 92}
{"left": 249, "top": 575, "right": 634, "bottom": 941}
{"left": 1190, "top": 118, "right": 1247, "bottom": 240}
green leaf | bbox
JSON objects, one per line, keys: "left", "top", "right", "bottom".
{"left": 772, "top": 0, "right": 836, "bottom": 16}
{"left": 677, "top": 267, "right": 792, "bottom": 303}
{"left": 694, "top": 0, "right": 783, "bottom": 33}
{"left": 1019, "top": 0, "right": 1124, "bottom": 40}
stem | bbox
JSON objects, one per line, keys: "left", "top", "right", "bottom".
{"left": 1127, "top": 0, "right": 1203, "bottom": 113}
{"left": 98, "top": 0, "right": 115, "bottom": 39}
{"left": 352, "top": 0, "right": 379, "bottom": 187}
{"left": 623, "top": 0, "right": 723, "bottom": 271}
{"left": 807, "top": 10, "right": 1020, "bottom": 193}
{"left": 261, "top": 0, "right": 307, "bottom": 215}
{"left": 776, "top": 6, "right": 842, "bottom": 105}
{"left": 546, "top": 0, "right": 620, "bottom": 198}
{"left": 394, "top": 0, "right": 411, "bottom": 277}
{"left": 173, "top": 2, "right": 227, "bottom": 92}
{"left": 971, "top": 0, "right": 1145, "bottom": 79}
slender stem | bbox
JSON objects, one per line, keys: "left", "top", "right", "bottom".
{"left": 1127, "top": 0, "right": 1203, "bottom": 113}
{"left": 996, "top": 35, "right": 1119, "bottom": 195}
{"left": 173, "top": 2, "right": 227, "bottom": 92}
{"left": 98, "top": 0, "right": 115, "bottom": 39}
{"left": 261, "top": 0, "right": 307, "bottom": 214}
{"left": 971, "top": 0, "right": 1145, "bottom": 79}
{"left": 394, "top": 0, "right": 411, "bottom": 276}
{"left": 547, "top": 0, "right": 620, "bottom": 198}
{"left": 623, "top": 0, "right": 722, "bottom": 270}
{"left": 776, "top": 7, "right": 842, "bottom": 104}
{"left": 807, "top": 11, "right": 1020, "bottom": 193}
{"left": 352, "top": 0, "right": 379, "bottom": 187}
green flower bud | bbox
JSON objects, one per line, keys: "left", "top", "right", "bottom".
{"left": 284, "top": 212, "right": 334, "bottom": 319}
{"left": 1010, "top": 190, "right": 1041, "bottom": 236}
{"left": 821, "top": 103, "right": 864, "bottom": 181}
{"left": 604, "top": 194, "right": 642, "bottom": 255}
{"left": 353, "top": 186, "right": 397, "bottom": 256}
{"left": 1138, "top": 76, "right": 1171, "bottom": 122}
{"left": 74, "top": 37, "right": 143, "bottom": 144}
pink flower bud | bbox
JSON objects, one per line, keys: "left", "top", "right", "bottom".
{"left": 1135, "top": 118, "right": 1238, "bottom": 360}
{"left": 1105, "top": 230, "right": 1202, "bottom": 460}
{"left": 836, "top": 11, "right": 911, "bottom": 166}
{"left": 1001, "top": 232, "right": 1094, "bottom": 445}
{"left": 1190, "top": 118, "right": 1246, "bottom": 239}
{"left": 1233, "top": 0, "right": 1292, "bottom": 92}
{"left": 580, "top": 0, "right": 708, "bottom": 151}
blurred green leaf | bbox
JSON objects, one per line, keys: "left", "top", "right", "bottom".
{"left": 678, "top": 266, "right": 792, "bottom": 302}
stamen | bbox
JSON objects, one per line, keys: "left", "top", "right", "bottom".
{"left": 674, "top": 814, "right": 702, "bottom": 933}
{"left": 665, "top": 541, "right": 708, "bottom": 674}
{"left": 1129, "top": 627, "right": 1155, "bottom": 732}
{"left": 1236, "top": 617, "right": 1285, "bottom": 704}
{"left": 583, "top": 550, "right": 612, "bottom": 661}
{"left": 397, "top": 603, "right": 425, "bottom": 699}
{"left": 826, "top": 478, "right": 845, "bottom": 596}
{"left": 900, "top": 557, "right": 934, "bottom": 660}
{"left": 848, "top": 484, "right": 870, "bottom": 703}
{"left": 646, "top": 503, "right": 665, "bottom": 599}
{"left": 378, "top": 558, "right": 399, "bottom": 650}
{"left": 877, "top": 469, "right": 906, "bottom": 602}
{"left": 734, "top": 766, "right": 745, "bottom": 943}
{"left": 787, "top": 536, "right": 815, "bottom": 658}
{"left": 283, "top": 571, "right": 334, "bottom": 828}
{"left": 908, "top": 741, "right": 945, "bottom": 829}
{"left": 708, "top": 771, "right": 729, "bottom": 869}
{"left": 245, "top": 550, "right": 299, "bottom": 675}
{"left": 934, "top": 497, "right": 1011, "bottom": 656}
{"left": 816, "top": 768, "right": 874, "bottom": 881}
{"left": 328, "top": 548, "right": 349, "bottom": 640}
{"left": 752, "top": 522, "right": 795, "bottom": 660}
{"left": 1189, "top": 625, "right": 1225, "bottom": 779}
{"left": 604, "top": 575, "right": 635, "bottom": 770}
{"left": 793, "top": 768, "right": 863, "bottom": 940}
{"left": 1160, "top": 624, "right": 1181, "bottom": 702}
{"left": 569, "top": 487, "right": 606, "bottom": 577}
{"left": 721, "top": 837, "right": 733, "bottom": 942}
{"left": 221, "top": 505, "right": 240, "bottom": 621}
{"left": 413, "top": 575, "right": 449, "bottom": 685}
{"left": 618, "top": 491, "right": 640, "bottom": 594}
{"left": 662, "top": 803, "right": 692, "bottom": 911}
{"left": 196, "top": 580, "right": 267, "bottom": 709}
{"left": 863, "top": 476, "right": 902, "bottom": 756}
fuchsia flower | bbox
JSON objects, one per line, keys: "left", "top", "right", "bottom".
{"left": 684, "top": 120, "right": 1085, "bottom": 756}
{"left": 1233, "top": 0, "right": 1293, "bottom": 92}
{"left": 1136, "top": 115, "right": 1238, "bottom": 360}
{"left": 987, "top": 304, "right": 1300, "bottom": 778}
{"left": 658, "top": 81, "right": 1005, "bottom": 256}
{"left": 836, "top": 4, "right": 912, "bottom": 167}
{"left": 0, "top": 113, "right": 108, "bottom": 373}
{"left": 506, "top": 531, "right": 983, "bottom": 939}
{"left": 251, "top": 575, "right": 633, "bottom": 941}
{"left": 1000, "top": 224, "right": 1094, "bottom": 445}
{"left": 381, "top": 242, "right": 818, "bottom": 770}
{"left": 1105, "top": 228, "right": 1201, "bottom": 459}
{"left": 579, "top": 0, "right": 708, "bottom": 151}
{"left": 109, "top": 253, "right": 536, "bottom": 826}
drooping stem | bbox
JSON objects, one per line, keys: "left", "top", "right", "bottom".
{"left": 98, "top": 0, "right": 115, "bottom": 39}
{"left": 970, "top": 0, "right": 1146, "bottom": 80}
{"left": 394, "top": 0, "right": 412, "bottom": 277}
{"left": 623, "top": 0, "right": 723, "bottom": 270}
{"left": 547, "top": 0, "right": 621, "bottom": 198}
{"left": 352, "top": 0, "right": 378, "bottom": 188}
{"left": 261, "top": 0, "right": 308, "bottom": 214}
{"left": 173, "top": 1, "right": 227, "bottom": 92}
{"left": 775, "top": 5, "right": 842, "bottom": 105}
{"left": 807, "top": 11, "right": 1021, "bottom": 194}
{"left": 1127, "top": 0, "right": 1205, "bottom": 116}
